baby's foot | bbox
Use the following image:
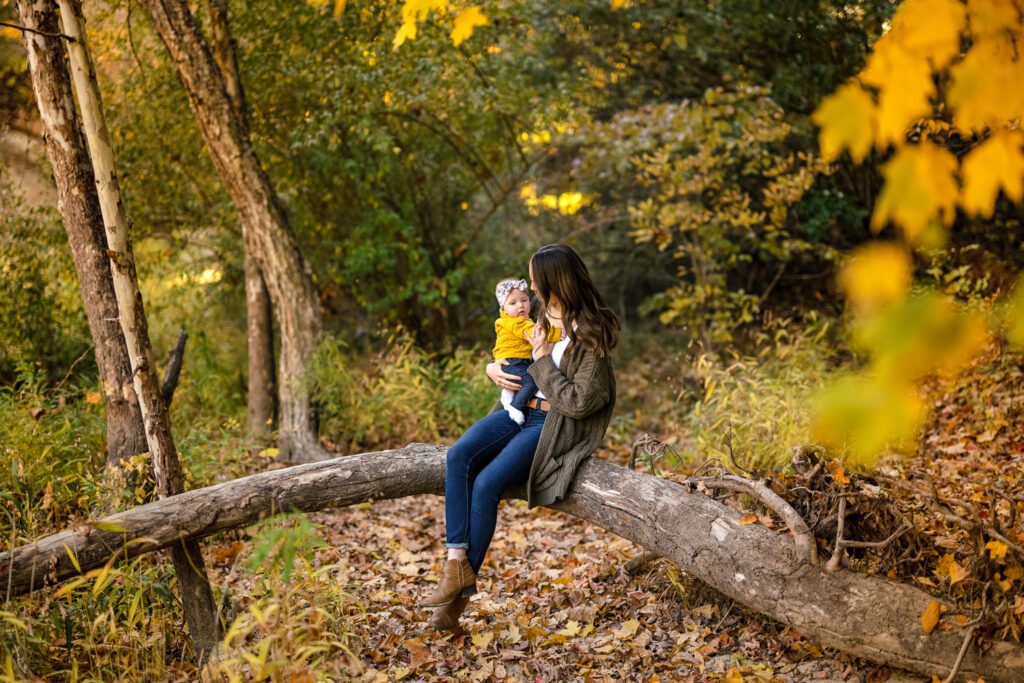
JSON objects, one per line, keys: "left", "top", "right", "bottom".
{"left": 505, "top": 405, "right": 525, "bottom": 425}
{"left": 500, "top": 389, "right": 514, "bottom": 408}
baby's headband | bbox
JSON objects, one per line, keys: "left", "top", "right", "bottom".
{"left": 495, "top": 278, "right": 529, "bottom": 307}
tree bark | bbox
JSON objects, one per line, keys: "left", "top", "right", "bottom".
{"left": 55, "top": 0, "right": 219, "bottom": 661}
{"left": 206, "top": 0, "right": 276, "bottom": 446}
{"left": 139, "top": 0, "right": 325, "bottom": 462}
{"left": 15, "top": 0, "right": 147, "bottom": 471}
{"left": 2, "top": 447, "right": 1022, "bottom": 681}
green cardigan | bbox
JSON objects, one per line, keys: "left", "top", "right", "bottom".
{"left": 513, "top": 341, "right": 616, "bottom": 508}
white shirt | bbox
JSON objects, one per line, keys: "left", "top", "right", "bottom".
{"left": 533, "top": 332, "right": 570, "bottom": 400}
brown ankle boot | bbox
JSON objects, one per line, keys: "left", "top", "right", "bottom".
{"left": 429, "top": 594, "right": 470, "bottom": 630}
{"left": 420, "top": 558, "right": 476, "bottom": 608}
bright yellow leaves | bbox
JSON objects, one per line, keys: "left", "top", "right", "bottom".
{"left": 837, "top": 242, "right": 911, "bottom": 314}
{"left": 450, "top": 6, "right": 488, "bottom": 46}
{"left": 871, "top": 143, "right": 958, "bottom": 244}
{"left": 920, "top": 600, "right": 941, "bottom": 635}
{"left": 519, "top": 183, "right": 589, "bottom": 216}
{"left": 960, "top": 131, "right": 1024, "bottom": 216}
{"left": 812, "top": 84, "right": 875, "bottom": 163}
{"left": 814, "top": 0, "right": 1024, "bottom": 224}
{"left": 393, "top": 1, "right": 488, "bottom": 49}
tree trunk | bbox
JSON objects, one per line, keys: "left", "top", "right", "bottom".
{"left": 206, "top": 0, "right": 276, "bottom": 446}
{"left": 15, "top": 0, "right": 147, "bottom": 471}
{"left": 139, "top": 0, "right": 325, "bottom": 462}
{"left": 2, "top": 447, "right": 1022, "bottom": 682}
{"left": 55, "top": 0, "right": 219, "bottom": 661}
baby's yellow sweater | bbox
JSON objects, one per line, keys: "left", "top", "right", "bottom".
{"left": 493, "top": 312, "right": 562, "bottom": 360}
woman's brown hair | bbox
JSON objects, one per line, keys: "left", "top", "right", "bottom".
{"left": 531, "top": 244, "right": 620, "bottom": 358}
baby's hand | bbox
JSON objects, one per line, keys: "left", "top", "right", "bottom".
{"left": 529, "top": 324, "right": 554, "bottom": 358}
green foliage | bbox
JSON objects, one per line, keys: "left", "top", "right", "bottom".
{"left": 0, "top": 193, "right": 90, "bottom": 384}
{"left": 245, "top": 513, "right": 324, "bottom": 584}
{"left": 311, "top": 332, "right": 495, "bottom": 452}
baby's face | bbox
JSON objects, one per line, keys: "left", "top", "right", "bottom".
{"left": 502, "top": 288, "right": 531, "bottom": 318}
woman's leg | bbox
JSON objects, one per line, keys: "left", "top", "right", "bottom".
{"left": 444, "top": 410, "right": 521, "bottom": 552}
{"left": 466, "top": 409, "right": 546, "bottom": 572}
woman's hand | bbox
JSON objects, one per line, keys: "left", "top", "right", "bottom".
{"left": 486, "top": 359, "right": 522, "bottom": 391}
{"left": 529, "top": 324, "right": 555, "bottom": 359}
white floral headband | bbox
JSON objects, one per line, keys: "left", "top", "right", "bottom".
{"left": 495, "top": 278, "right": 529, "bottom": 307}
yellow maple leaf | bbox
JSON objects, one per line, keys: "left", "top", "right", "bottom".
{"left": 393, "top": 0, "right": 446, "bottom": 48}
{"left": 960, "top": 131, "right": 1024, "bottom": 216}
{"left": 837, "top": 241, "right": 912, "bottom": 313}
{"left": 890, "top": 0, "right": 966, "bottom": 69}
{"left": 871, "top": 143, "right": 958, "bottom": 243}
{"left": 920, "top": 600, "right": 941, "bottom": 635}
{"left": 811, "top": 82, "right": 876, "bottom": 163}
{"left": 986, "top": 540, "right": 1009, "bottom": 561}
{"left": 967, "top": 0, "right": 1021, "bottom": 38}
{"left": 811, "top": 373, "right": 925, "bottom": 466}
{"left": 611, "top": 0, "right": 629, "bottom": 9}
{"left": 450, "top": 6, "right": 488, "bottom": 47}
{"left": 949, "top": 36, "right": 1024, "bottom": 131}
{"left": 471, "top": 630, "right": 493, "bottom": 649}
{"left": 859, "top": 32, "right": 937, "bottom": 146}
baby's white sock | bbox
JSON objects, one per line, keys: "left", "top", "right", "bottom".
{"left": 500, "top": 388, "right": 514, "bottom": 407}
{"left": 505, "top": 405, "right": 525, "bottom": 425}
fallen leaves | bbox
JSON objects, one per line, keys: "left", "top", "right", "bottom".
{"left": 921, "top": 600, "right": 942, "bottom": 635}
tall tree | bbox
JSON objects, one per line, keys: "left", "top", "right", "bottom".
{"left": 138, "top": 0, "right": 326, "bottom": 462}
{"left": 207, "top": 0, "right": 276, "bottom": 447}
{"left": 15, "top": 0, "right": 147, "bottom": 470}
{"left": 56, "top": 0, "right": 219, "bottom": 660}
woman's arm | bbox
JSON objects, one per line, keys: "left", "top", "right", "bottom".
{"left": 528, "top": 350, "right": 610, "bottom": 419}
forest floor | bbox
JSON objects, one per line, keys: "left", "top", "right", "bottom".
{"left": 200, "top": 347, "right": 1024, "bottom": 682}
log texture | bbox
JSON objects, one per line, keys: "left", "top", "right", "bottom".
{"left": 3, "top": 447, "right": 1022, "bottom": 681}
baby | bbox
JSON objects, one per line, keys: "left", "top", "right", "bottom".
{"left": 493, "top": 278, "right": 561, "bottom": 424}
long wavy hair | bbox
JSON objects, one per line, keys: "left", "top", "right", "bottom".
{"left": 531, "top": 244, "right": 620, "bottom": 358}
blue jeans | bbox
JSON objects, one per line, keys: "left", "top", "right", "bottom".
{"left": 444, "top": 407, "right": 547, "bottom": 572}
{"left": 502, "top": 357, "right": 539, "bottom": 411}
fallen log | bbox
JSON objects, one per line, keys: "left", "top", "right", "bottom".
{"left": 2, "top": 445, "right": 1022, "bottom": 681}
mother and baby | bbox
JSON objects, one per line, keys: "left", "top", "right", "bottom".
{"left": 418, "top": 243, "right": 620, "bottom": 630}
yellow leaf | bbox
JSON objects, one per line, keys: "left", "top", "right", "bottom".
{"left": 967, "top": 0, "right": 1020, "bottom": 36}
{"left": 837, "top": 242, "right": 912, "bottom": 313}
{"left": 333, "top": 0, "right": 346, "bottom": 16}
{"left": 859, "top": 34, "right": 935, "bottom": 147}
{"left": 871, "top": 143, "right": 958, "bottom": 243}
{"left": 0, "top": 26, "right": 22, "bottom": 41}
{"left": 450, "top": 6, "right": 487, "bottom": 46}
{"left": 258, "top": 447, "right": 280, "bottom": 458}
{"left": 811, "top": 373, "right": 925, "bottom": 467}
{"left": 725, "top": 667, "right": 744, "bottom": 683}
{"left": 85, "top": 391, "right": 102, "bottom": 404}
{"left": 827, "top": 460, "right": 851, "bottom": 485}
{"left": 611, "top": 0, "right": 628, "bottom": 9}
{"left": 393, "top": 0, "right": 445, "bottom": 49}
{"left": 949, "top": 560, "right": 970, "bottom": 585}
{"left": 613, "top": 619, "right": 640, "bottom": 639}
{"left": 960, "top": 131, "right": 1024, "bottom": 217}
{"left": 948, "top": 36, "right": 1024, "bottom": 131}
{"left": 811, "top": 83, "right": 876, "bottom": 163}
{"left": 471, "top": 631, "right": 493, "bottom": 650}
{"left": 986, "top": 540, "right": 1009, "bottom": 561}
{"left": 557, "top": 620, "right": 581, "bottom": 637}
{"left": 889, "top": 0, "right": 966, "bottom": 69}
{"left": 738, "top": 513, "right": 758, "bottom": 525}
{"left": 921, "top": 600, "right": 941, "bottom": 635}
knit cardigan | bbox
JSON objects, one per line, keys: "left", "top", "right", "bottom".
{"left": 491, "top": 340, "right": 616, "bottom": 508}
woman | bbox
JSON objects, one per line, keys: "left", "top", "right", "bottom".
{"left": 421, "top": 243, "right": 620, "bottom": 630}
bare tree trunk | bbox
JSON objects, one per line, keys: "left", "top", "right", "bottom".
{"left": 139, "top": 0, "right": 326, "bottom": 462}
{"left": 2, "top": 448, "right": 1021, "bottom": 682}
{"left": 55, "top": 0, "right": 219, "bottom": 662}
{"left": 207, "top": 0, "right": 276, "bottom": 446}
{"left": 15, "top": 0, "right": 146, "bottom": 471}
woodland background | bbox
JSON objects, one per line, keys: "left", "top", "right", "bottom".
{"left": 2, "top": 0, "right": 1024, "bottom": 680}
